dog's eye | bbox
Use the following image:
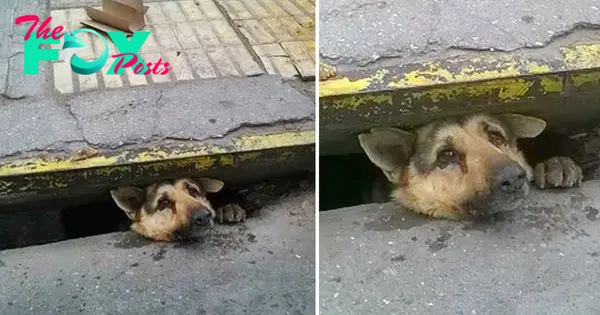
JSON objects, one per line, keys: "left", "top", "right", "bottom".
{"left": 488, "top": 130, "right": 505, "bottom": 146}
{"left": 157, "top": 197, "right": 172, "bottom": 210}
{"left": 187, "top": 186, "right": 200, "bottom": 197}
{"left": 437, "top": 148, "right": 460, "bottom": 168}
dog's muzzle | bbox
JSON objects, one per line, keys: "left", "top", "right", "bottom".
{"left": 464, "top": 161, "right": 529, "bottom": 218}
{"left": 191, "top": 210, "right": 213, "bottom": 227}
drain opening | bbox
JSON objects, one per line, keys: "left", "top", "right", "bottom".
{"left": 319, "top": 153, "right": 390, "bottom": 211}
{"left": 0, "top": 171, "right": 314, "bottom": 251}
{"left": 320, "top": 129, "right": 600, "bottom": 212}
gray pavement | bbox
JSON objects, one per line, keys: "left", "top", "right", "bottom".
{"left": 320, "top": 180, "right": 600, "bottom": 315}
{"left": 0, "top": 0, "right": 315, "bottom": 161}
{"left": 0, "top": 75, "right": 314, "bottom": 158}
{"left": 0, "top": 190, "right": 315, "bottom": 315}
{"left": 320, "top": 0, "right": 600, "bottom": 67}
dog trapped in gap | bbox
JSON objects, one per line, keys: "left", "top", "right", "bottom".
{"left": 110, "top": 178, "right": 246, "bottom": 242}
{"left": 358, "top": 113, "right": 583, "bottom": 220}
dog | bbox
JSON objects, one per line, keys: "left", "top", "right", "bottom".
{"left": 110, "top": 177, "right": 246, "bottom": 242}
{"left": 358, "top": 113, "right": 583, "bottom": 220}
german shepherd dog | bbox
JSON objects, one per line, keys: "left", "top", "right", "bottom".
{"left": 110, "top": 178, "right": 245, "bottom": 242}
{"left": 358, "top": 113, "right": 583, "bottom": 220}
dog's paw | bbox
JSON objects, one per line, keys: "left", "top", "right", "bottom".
{"left": 215, "top": 203, "right": 246, "bottom": 224}
{"left": 533, "top": 156, "right": 583, "bottom": 189}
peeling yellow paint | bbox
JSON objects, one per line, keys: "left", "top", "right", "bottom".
{"left": 410, "top": 78, "right": 533, "bottom": 103}
{"left": 322, "top": 93, "right": 393, "bottom": 110}
{"left": 219, "top": 155, "right": 235, "bottom": 166}
{"left": 319, "top": 69, "right": 389, "bottom": 97}
{"left": 387, "top": 57, "right": 554, "bottom": 89}
{"left": 570, "top": 72, "right": 600, "bottom": 87}
{"left": 561, "top": 44, "right": 600, "bottom": 69}
{"left": 238, "top": 152, "right": 262, "bottom": 162}
{"left": 0, "top": 130, "right": 315, "bottom": 178}
{"left": 540, "top": 76, "right": 563, "bottom": 93}
{"left": 0, "top": 154, "right": 126, "bottom": 177}
{"left": 232, "top": 130, "right": 315, "bottom": 150}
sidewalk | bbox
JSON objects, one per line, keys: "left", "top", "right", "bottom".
{"left": 0, "top": 0, "right": 316, "bottom": 204}
{"left": 320, "top": 181, "right": 600, "bottom": 315}
{"left": 319, "top": 0, "right": 600, "bottom": 155}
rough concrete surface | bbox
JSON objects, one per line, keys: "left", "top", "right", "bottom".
{"left": 0, "top": 0, "right": 315, "bottom": 160}
{"left": 0, "top": 75, "right": 314, "bottom": 157}
{"left": 320, "top": 0, "right": 600, "bottom": 66}
{"left": 0, "top": 191, "right": 315, "bottom": 315}
{"left": 320, "top": 180, "right": 600, "bottom": 315}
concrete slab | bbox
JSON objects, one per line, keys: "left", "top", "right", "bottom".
{"left": 0, "top": 75, "right": 314, "bottom": 157}
{"left": 320, "top": 0, "right": 600, "bottom": 67}
{"left": 320, "top": 180, "right": 600, "bottom": 314}
{"left": 0, "top": 190, "right": 315, "bottom": 315}
{"left": 0, "top": 1, "right": 315, "bottom": 176}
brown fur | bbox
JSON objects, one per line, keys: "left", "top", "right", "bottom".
{"left": 110, "top": 178, "right": 245, "bottom": 242}
{"left": 359, "top": 113, "right": 582, "bottom": 220}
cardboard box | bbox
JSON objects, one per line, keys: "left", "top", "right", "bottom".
{"left": 81, "top": 0, "right": 149, "bottom": 36}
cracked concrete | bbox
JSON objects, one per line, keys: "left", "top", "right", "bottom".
{"left": 0, "top": 0, "right": 315, "bottom": 161}
{"left": 320, "top": 0, "right": 600, "bottom": 66}
{"left": 320, "top": 180, "right": 600, "bottom": 314}
{"left": 0, "top": 75, "right": 314, "bottom": 157}
{"left": 0, "top": 99, "right": 82, "bottom": 157}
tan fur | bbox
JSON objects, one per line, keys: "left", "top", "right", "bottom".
{"left": 131, "top": 180, "right": 215, "bottom": 241}
{"left": 359, "top": 113, "right": 582, "bottom": 220}
{"left": 396, "top": 116, "right": 531, "bottom": 219}
{"left": 110, "top": 178, "right": 245, "bottom": 242}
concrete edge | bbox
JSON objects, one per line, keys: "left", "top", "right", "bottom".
{"left": 318, "top": 43, "right": 600, "bottom": 98}
{"left": 0, "top": 129, "right": 315, "bottom": 202}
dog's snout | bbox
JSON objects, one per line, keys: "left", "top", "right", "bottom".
{"left": 492, "top": 162, "right": 527, "bottom": 194}
{"left": 191, "top": 210, "right": 212, "bottom": 226}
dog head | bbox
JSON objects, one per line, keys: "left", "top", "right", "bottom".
{"left": 110, "top": 178, "right": 224, "bottom": 241}
{"left": 358, "top": 113, "right": 547, "bottom": 219}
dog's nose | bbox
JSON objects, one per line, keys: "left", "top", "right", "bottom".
{"left": 492, "top": 162, "right": 527, "bottom": 194}
{"left": 191, "top": 210, "right": 212, "bottom": 226}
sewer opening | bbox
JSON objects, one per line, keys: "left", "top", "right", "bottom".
{"left": 319, "top": 129, "right": 600, "bottom": 211}
{"left": 0, "top": 171, "right": 314, "bottom": 251}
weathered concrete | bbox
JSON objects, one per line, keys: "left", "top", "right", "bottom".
{"left": 320, "top": 0, "right": 600, "bottom": 67}
{"left": 0, "top": 0, "right": 316, "bottom": 159}
{"left": 0, "top": 191, "right": 315, "bottom": 315}
{"left": 320, "top": 181, "right": 600, "bottom": 314}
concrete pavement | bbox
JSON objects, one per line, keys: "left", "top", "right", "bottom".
{"left": 320, "top": 181, "right": 600, "bottom": 314}
{"left": 0, "top": 0, "right": 316, "bottom": 204}
{"left": 320, "top": 0, "right": 600, "bottom": 68}
{"left": 0, "top": 190, "right": 315, "bottom": 315}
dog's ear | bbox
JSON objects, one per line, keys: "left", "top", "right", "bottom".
{"left": 499, "top": 113, "right": 547, "bottom": 138}
{"left": 358, "top": 127, "right": 416, "bottom": 182}
{"left": 198, "top": 178, "right": 224, "bottom": 193}
{"left": 110, "top": 186, "right": 145, "bottom": 220}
